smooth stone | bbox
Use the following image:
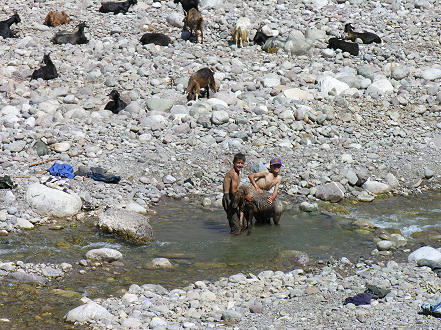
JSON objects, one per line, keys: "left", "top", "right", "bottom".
{"left": 317, "top": 76, "right": 350, "bottom": 96}
{"left": 41, "top": 266, "right": 64, "bottom": 277}
{"left": 362, "top": 181, "right": 391, "bottom": 194}
{"left": 211, "top": 110, "right": 229, "bottom": 125}
{"left": 147, "top": 257, "right": 172, "bottom": 269}
{"left": 367, "top": 79, "right": 394, "bottom": 95}
{"left": 85, "top": 248, "right": 123, "bottom": 262}
{"left": 52, "top": 141, "right": 71, "bottom": 153}
{"left": 25, "top": 183, "right": 82, "bottom": 218}
{"left": 377, "top": 240, "right": 393, "bottom": 251}
{"left": 408, "top": 246, "right": 441, "bottom": 264}
{"left": 146, "top": 98, "right": 173, "bottom": 112}
{"left": 299, "top": 201, "right": 318, "bottom": 212}
{"left": 15, "top": 218, "right": 34, "bottom": 230}
{"left": 65, "top": 302, "right": 113, "bottom": 323}
{"left": 315, "top": 182, "right": 345, "bottom": 202}
{"left": 222, "top": 310, "right": 242, "bottom": 322}
{"left": 8, "top": 272, "right": 46, "bottom": 283}
{"left": 283, "top": 88, "right": 313, "bottom": 100}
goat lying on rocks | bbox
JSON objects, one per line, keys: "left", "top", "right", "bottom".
{"left": 105, "top": 90, "right": 127, "bottom": 114}
{"left": 328, "top": 37, "right": 359, "bottom": 56}
{"left": 99, "top": 0, "right": 137, "bottom": 15}
{"left": 253, "top": 28, "right": 270, "bottom": 46}
{"left": 140, "top": 32, "right": 172, "bottom": 46}
{"left": 345, "top": 23, "right": 381, "bottom": 44}
{"left": 233, "top": 17, "right": 251, "bottom": 48}
{"left": 174, "top": 0, "right": 199, "bottom": 14}
{"left": 186, "top": 67, "right": 217, "bottom": 101}
{"left": 183, "top": 8, "right": 203, "bottom": 43}
{"left": 0, "top": 13, "right": 20, "bottom": 39}
{"left": 51, "top": 22, "right": 89, "bottom": 45}
{"left": 31, "top": 54, "right": 58, "bottom": 81}
{"left": 44, "top": 11, "right": 71, "bottom": 27}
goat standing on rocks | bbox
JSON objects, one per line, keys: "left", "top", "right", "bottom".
{"left": 345, "top": 23, "right": 381, "bottom": 44}
{"left": 105, "top": 90, "right": 127, "bottom": 114}
{"left": 183, "top": 8, "right": 203, "bottom": 44}
{"left": 0, "top": 13, "right": 20, "bottom": 39}
{"left": 31, "top": 54, "right": 58, "bottom": 81}
{"left": 51, "top": 22, "right": 89, "bottom": 45}
{"left": 253, "top": 27, "right": 271, "bottom": 46}
{"left": 43, "top": 11, "right": 71, "bottom": 27}
{"left": 140, "top": 32, "right": 172, "bottom": 46}
{"left": 186, "top": 67, "right": 218, "bottom": 101}
{"left": 328, "top": 37, "right": 359, "bottom": 56}
{"left": 99, "top": 0, "right": 137, "bottom": 14}
{"left": 233, "top": 17, "right": 251, "bottom": 48}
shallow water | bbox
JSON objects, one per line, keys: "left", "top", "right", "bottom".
{"left": 0, "top": 194, "right": 440, "bottom": 328}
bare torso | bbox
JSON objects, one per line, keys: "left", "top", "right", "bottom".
{"left": 255, "top": 170, "right": 281, "bottom": 191}
{"left": 223, "top": 168, "right": 241, "bottom": 195}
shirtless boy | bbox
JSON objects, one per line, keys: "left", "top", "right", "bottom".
{"left": 223, "top": 153, "right": 245, "bottom": 234}
{"left": 246, "top": 157, "right": 283, "bottom": 224}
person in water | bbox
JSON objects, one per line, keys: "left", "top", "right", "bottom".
{"left": 246, "top": 157, "right": 283, "bottom": 224}
{"left": 223, "top": 153, "right": 246, "bottom": 234}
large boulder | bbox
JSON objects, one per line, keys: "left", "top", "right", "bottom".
{"left": 408, "top": 246, "right": 441, "bottom": 264}
{"left": 97, "top": 208, "right": 153, "bottom": 242}
{"left": 362, "top": 180, "right": 391, "bottom": 194}
{"left": 315, "top": 182, "right": 345, "bottom": 202}
{"left": 25, "top": 183, "right": 82, "bottom": 218}
{"left": 65, "top": 302, "right": 113, "bottom": 323}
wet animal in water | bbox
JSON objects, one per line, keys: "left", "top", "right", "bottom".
{"left": 186, "top": 67, "right": 217, "bottom": 101}
{"left": 51, "top": 22, "right": 89, "bottom": 44}
{"left": 105, "top": 90, "right": 127, "bottom": 114}
{"left": 233, "top": 17, "right": 251, "bottom": 48}
{"left": 140, "top": 32, "right": 172, "bottom": 46}
{"left": 43, "top": 11, "right": 71, "bottom": 27}
{"left": 174, "top": 0, "right": 199, "bottom": 14}
{"left": 30, "top": 54, "right": 58, "bottom": 81}
{"left": 253, "top": 27, "right": 270, "bottom": 46}
{"left": 328, "top": 37, "right": 359, "bottom": 56}
{"left": 183, "top": 8, "right": 203, "bottom": 43}
{"left": 345, "top": 23, "right": 381, "bottom": 44}
{"left": 99, "top": 0, "right": 137, "bottom": 14}
{"left": 0, "top": 13, "right": 20, "bottom": 39}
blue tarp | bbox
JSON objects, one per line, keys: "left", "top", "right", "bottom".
{"left": 48, "top": 163, "right": 75, "bottom": 179}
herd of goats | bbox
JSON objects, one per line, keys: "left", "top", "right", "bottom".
{"left": 0, "top": 0, "right": 382, "bottom": 113}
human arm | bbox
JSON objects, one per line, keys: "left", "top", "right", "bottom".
{"left": 267, "top": 181, "right": 280, "bottom": 204}
{"left": 248, "top": 170, "right": 267, "bottom": 194}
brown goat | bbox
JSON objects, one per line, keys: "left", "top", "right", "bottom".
{"left": 44, "top": 11, "right": 71, "bottom": 27}
{"left": 183, "top": 8, "right": 203, "bottom": 43}
{"left": 186, "top": 67, "right": 218, "bottom": 101}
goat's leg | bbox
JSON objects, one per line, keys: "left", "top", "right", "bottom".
{"left": 200, "top": 25, "right": 203, "bottom": 43}
{"left": 195, "top": 83, "right": 200, "bottom": 102}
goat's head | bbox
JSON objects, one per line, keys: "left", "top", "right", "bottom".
{"left": 344, "top": 23, "right": 354, "bottom": 33}
{"left": 43, "top": 54, "right": 52, "bottom": 64}
{"left": 77, "top": 22, "right": 88, "bottom": 30}
{"left": 108, "top": 90, "right": 120, "bottom": 99}
{"left": 12, "top": 13, "right": 21, "bottom": 23}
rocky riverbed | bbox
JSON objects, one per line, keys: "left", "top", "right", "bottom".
{"left": 1, "top": 0, "right": 441, "bottom": 327}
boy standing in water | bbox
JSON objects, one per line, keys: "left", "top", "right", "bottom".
{"left": 223, "top": 153, "right": 246, "bottom": 234}
{"left": 247, "top": 157, "right": 283, "bottom": 224}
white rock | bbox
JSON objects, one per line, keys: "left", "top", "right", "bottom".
{"left": 377, "top": 240, "right": 393, "bottom": 251}
{"left": 122, "top": 293, "right": 138, "bottom": 304}
{"left": 65, "top": 302, "right": 113, "bottom": 323}
{"left": 86, "top": 248, "right": 123, "bottom": 262}
{"left": 26, "top": 183, "right": 82, "bottom": 218}
{"left": 211, "top": 110, "right": 229, "bottom": 125}
{"left": 408, "top": 246, "right": 441, "bottom": 264}
{"left": 150, "top": 316, "right": 167, "bottom": 328}
{"left": 317, "top": 76, "right": 350, "bottom": 96}
{"left": 283, "top": 88, "right": 313, "bottom": 100}
{"left": 52, "top": 141, "right": 71, "bottom": 153}
{"left": 362, "top": 180, "right": 391, "bottom": 194}
{"left": 124, "top": 201, "right": 147, "bottom": 215}
{"left": 149, "top": 257, "right": 172, "bottom": 269}
{"left": 15, "top": 218, "right": 34, "bottom": 230}
{"left": 421, "top": 66, "right": 441, "bottom": 81}
{"left": 263, "top": 74, "right": 281, "bottom": 88}
{"left": 206, "top": 98, "right": 228, "bottom": 108}
{"left": 367, "top": 79, "right": 394, "bottom": 95}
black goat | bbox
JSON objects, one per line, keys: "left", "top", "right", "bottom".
{"left": 30, "top": 54, "right": 58, "bottom": 81}
{"left": 51, "top": 22, "right": 89, "bottom": 45}
{"left": 140, "top": 33, "right": 172, "bottom": 46}
{"left": 345, "top": 23, "right": 381, "bottom": 44}
{"left": 328, "top": 37, "right": 359, "bottom": 56}
{"left": 253, "top": 30, "right": 270, "bottom": 46}
{"left": 99, "top": 0, "right": 137, "bottom": 15}
{"left": 0, "top": 13, "right": 20, "bottom": 39}
{"left": 105, "top": 90, "right": 127, "bottom": 114}
{"left": 174, "top": 0, "right": 199, "bottom": 13}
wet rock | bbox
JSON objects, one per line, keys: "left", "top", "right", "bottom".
{"left": 8, "top": 272, "right": 46, "bottom": 283}
{"left": 42, "top": 266, "right": 64, "bottom": 277}
{"left": 86, "top": 248, "right": 123, "bottom": 262}
{"left": 65, "top": 302, "right": 113, "bottom": 323}
{"left": 299, "top": 201, "right": 318, "bottom": 212}
{"left": 97, "top": 208, "right": 153, "bottom": 242}
{"left": 315, "top": 182, "right": 345, "bottom": 202}
{"left": 25, "top": 183, "right": 82, "bottom": 218}
{"left": 377, "top": 240, "right": 393, "bottom": 251}
{"left": 147, "top": 257, "right": 172, "bottom": 269}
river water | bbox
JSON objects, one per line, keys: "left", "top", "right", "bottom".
{"left": 1, "top": 194, "right": 441, "bottom": 328}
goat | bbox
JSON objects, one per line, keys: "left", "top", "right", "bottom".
{"left": 344, "top": 23, "right": 381, "bottom": 44}
{"left": 43, "top": 11, "right": 71, "bottom": 27}
{"left": 104, "top": 90, "right": 127, "bottom": 114}
{"left": 174, "top": 0, "right": 199, "bottom": 14}
{"left": 233, "top": 17, "right": 251, "bottom": 48}
{"left": 253, "top": 28, "right": 270, "bottom": 46}
{"left": 51, "top": 22, "right": 89, "bottom": 45}
{"left": 140, "top": 32, "right": 172, "bottom": 46}
{"left": 30, "top": 54, "right": 58, "bottom": 81}
{"left": 327, "top": 37, "right": 359, "bottom": 56}
{"left": 262, "top": 36, "right": 286, "bottom": 53}
{"left": 186, "top": 67, "right": 218, "bottom": 101}
{"left": 183, "top": 8, "right": 203, "bottom": 43}
{"left": 99, "top": 0, "right": 137, "bottom": 14}
{"left": 0, "top": 13, "right": 20, "bottom": 39}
